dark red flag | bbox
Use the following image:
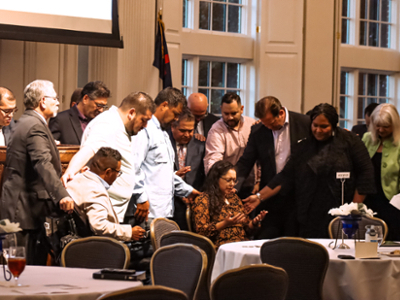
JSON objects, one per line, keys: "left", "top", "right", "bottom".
{"left": 153, "top": 11, "right": 172, "bottom": 89}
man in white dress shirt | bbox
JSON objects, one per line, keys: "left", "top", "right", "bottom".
{"left": 62, "top": 92, "right": 155, "bottom": 223}
{"left": 133, "top": 87, "right": 201, "bottom": 221}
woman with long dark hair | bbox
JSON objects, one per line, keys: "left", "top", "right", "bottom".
{"left": 191, "top": 160, "right": 266, "bottom": 248}
{"left": 243, "top": 103, "right": 376, "bottom": 238}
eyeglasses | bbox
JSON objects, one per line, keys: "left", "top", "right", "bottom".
{"left": 221, "top": 177, "right": 238, "bottom": 185}
{"left": 0, "top": 107, "right": 18, "bottom": 115}
{"left": 90, "top": 99, "right": 108, "bottom": 110}
{"left": 44, "top": 96, "right": 59, "bottom": 101}
{"left": 111, "top": 168, "right": 122, "bottom": 177}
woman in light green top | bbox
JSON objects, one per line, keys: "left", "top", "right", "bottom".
{"left": 362, "top": 103, "right": 400, "bottom": 241}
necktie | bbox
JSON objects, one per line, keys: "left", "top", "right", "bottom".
{"left": 178, "top": 145, "right": 186, "bottom": 170}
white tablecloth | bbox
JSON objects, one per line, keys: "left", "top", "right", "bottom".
{"left": 211, "top": 239, "right": 400, "bottom": 300}
{"left": 0, "top": 265, "right": 142, "bottom": 300}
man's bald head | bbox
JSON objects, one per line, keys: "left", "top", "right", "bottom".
{"left": 187, "top": 93, "right": 209, "bottom": 123}
{"left": 0, "top": 87, "right": 17, "bottom": 128}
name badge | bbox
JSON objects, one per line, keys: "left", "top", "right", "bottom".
{"left": 336, "top": 172, "right": 350, "bottom": 179}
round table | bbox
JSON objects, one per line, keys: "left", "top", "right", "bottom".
{"left": 211, "top": 238, "right": 400, "bottom": 300}
{"left": 0, "top": 265, "right": 142, "bottom": 300}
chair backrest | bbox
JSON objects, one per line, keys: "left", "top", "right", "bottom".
{"left": 61, "top": 236, "right": 130, "bottom": 269}
{"left": 328, "top": 215, "right": 388, "bottom": 241}
{"left": 151, "top": 243, "right": 207, "bottom": 300}
{"left": 210, "top": 264, "right": 288, "bottom": 300}
{"left": 260, "top": 238, "right": 329, "bottom": 300}
{"left": 97, "top": 285, "right": 189, "bottom": 300}
{"left": 160, "top": 231, "right": 216, "bottom": 300}
{"left": 186, "top": 206, "right": 193, "bottom": 232}
{"left": 150, "top": 218, "right": 180, "bottom": 250}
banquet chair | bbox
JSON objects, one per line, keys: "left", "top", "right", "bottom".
{"left": 186, "top": 206, "right": 194, "bottom": 232}
{"left": 151, "top": 243, "right": 207, "bottom": 300}
{"left": 150, "top": 217, "right": 180, "bottom": 250}
{"left": 211, "top": 264, "right": 288, "bottom": 300}
{"left": 160, "top": 231, "right": 216, "bottom": 300}
{"left": 97, "top": 285, "right": 189, "bottom": 300}
{"left": 260, "top": 237, "right": 329, "bottom": 300}
{"left": 61, "top": 236, "right": 130, "bottom": 269}
{"left": 328, "top": 215, "right": 388, "bottom": 241}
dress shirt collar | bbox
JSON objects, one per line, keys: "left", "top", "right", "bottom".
{"left": 32, "top": 110, "right": 48, "bottom": 125}
{"left": 151, "top": 115, "right": 161, "bottom": 130}
{"left": 88, "top": 170, "right": 110, "bottom": 190}
{"left": 76, "top": 105, "right": 89, "bottom": 122}
{"left": 272, "top": 107, "right": 289, "bottom": 132}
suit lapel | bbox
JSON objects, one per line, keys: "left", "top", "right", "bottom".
{"left": 69, "top": 106, "right": 83, "bottom": 143}
{"left": 25, "top": 110, "right": 62, "bottom": 175}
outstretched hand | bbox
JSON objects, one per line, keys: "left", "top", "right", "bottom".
{"left": 251, "top": 210, "right": 268, "bottom": 227}
{"left": 243, "top": 194, "right": 261, "bottom": 214}
{"left": 223, "top": 212, "right": 247, "bottom": 227}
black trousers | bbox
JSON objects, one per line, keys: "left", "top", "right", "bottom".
{"left": 16, "top": 228, "right": 49, "bottom": 265}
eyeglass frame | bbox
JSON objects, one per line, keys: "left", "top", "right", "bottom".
{"left": 0, "top": 107, "right": 18, "bottom": 115}
{"left": 220, "top": 177, "right": 238, "bottom": 185}
{"left": 89, "top": 98, "right": 108, "bottom": 110}
{"left": 110, "top": 168, "right": 123, "bottom": 177}
{"left": 44, "top": 96, "right": 59, "bottom": 101}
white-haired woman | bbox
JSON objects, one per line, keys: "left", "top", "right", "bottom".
{"left": 363, "top": 103, "right": 400, "bottom": 241}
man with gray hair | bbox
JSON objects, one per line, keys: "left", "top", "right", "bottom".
{"left": 0, "top": 80, "right": 74, "bottom": 265}
{"left": 62, "top": 91, "right": 155, "bottom": 223}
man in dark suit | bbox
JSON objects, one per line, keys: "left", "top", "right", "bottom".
{"left": 49, "top": 81, "right": 110, "bottom": 145}
{"left": 351, "top": 102, "right": 379, "bottom": 138}
{"left": 0, "top": 80, "right": 74, "bottom": 265}
{"left": 236, "top": 96, "right": 310, "bottom": 239}
{"left": 187, "top": 93, "right": 219, "bottom": 140}
{"left": 0, "top": 87, "right": 18, "bottom": 146}
{"left": 168, "top": 109, "right": 206, "bottom": 230}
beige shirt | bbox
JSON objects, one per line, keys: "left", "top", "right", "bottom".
{"left": 204, "top": 115, "right": 256, "bottom": 186}
{"left": 66, "top": 170, "right": 132, "bottom": 241}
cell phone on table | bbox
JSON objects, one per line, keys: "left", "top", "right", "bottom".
{"left": 338, "top": 255, "right": 355, "bottom": 259}
{"left": 101, "top": 268, "right": 136, "bottom": 275}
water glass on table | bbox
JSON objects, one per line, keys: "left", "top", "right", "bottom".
{"left": 375, "top": 226, "right": 383, "bottom": 246}
{"left": 8, "top": 246, "right": 26, "bottom": 287}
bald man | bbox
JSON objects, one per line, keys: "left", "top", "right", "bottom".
{"left": 187, "top": 93, "right": 219, "bottom": 139}
{"left": 0, "top": 87, "right": 17, "bottom": 146}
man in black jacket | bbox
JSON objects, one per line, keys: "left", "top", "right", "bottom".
{"left": 49, "top": 81, "right": 110, "bottom": 145}
{"left": 236, "top": 96, "right": 310, "bottom": 238}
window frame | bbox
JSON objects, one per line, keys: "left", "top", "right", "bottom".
{"left": 182, "top": 55, "right": 245, "bottom": 115}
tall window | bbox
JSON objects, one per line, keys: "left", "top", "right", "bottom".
{"left": 182, "top": 59, "right": 241, "bottom": 115}
{"left": 198, "top": 60, "right": 241, "bottom": 114}
{"left": 360, "top": 0, "right": 391, "bottom": 47}
{"left": 182, "top": 59, "right": 189, "bottom": 96}
{"left": 340, "top": 71, "right": 351, "bottom": 128}
{"left": 199, "top": 0, "right": 242, "bottom": 33}
{"left": 342, "top": 0, "right": 351, "bottom": 44}
{"left": 357, "top": 72, "right": 389, "bottom": 121}
{"left": 339, "top": 70, "right": 390, "bottom": 129}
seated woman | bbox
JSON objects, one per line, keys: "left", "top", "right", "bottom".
{"left": 363, "top": 103, "right": 400, "bottom": 241}
{"left": 191, "top": 160, "right": 266, "bottom": 248}
{"left": 243, "top": 103, "right": 376, "bottom": 238}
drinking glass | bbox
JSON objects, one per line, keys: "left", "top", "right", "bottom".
{"left": 375, "top": 226, "right": 383, "bottom": 246}
{"left": 2, "top": 233, "right": 17, "bottom": 262}
{"left": 8, "top": 246, "right": 26, "bottom": 286}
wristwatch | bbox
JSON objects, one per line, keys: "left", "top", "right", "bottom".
{"left": 256, "top": 192, "right": 261, "bottom": 201}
